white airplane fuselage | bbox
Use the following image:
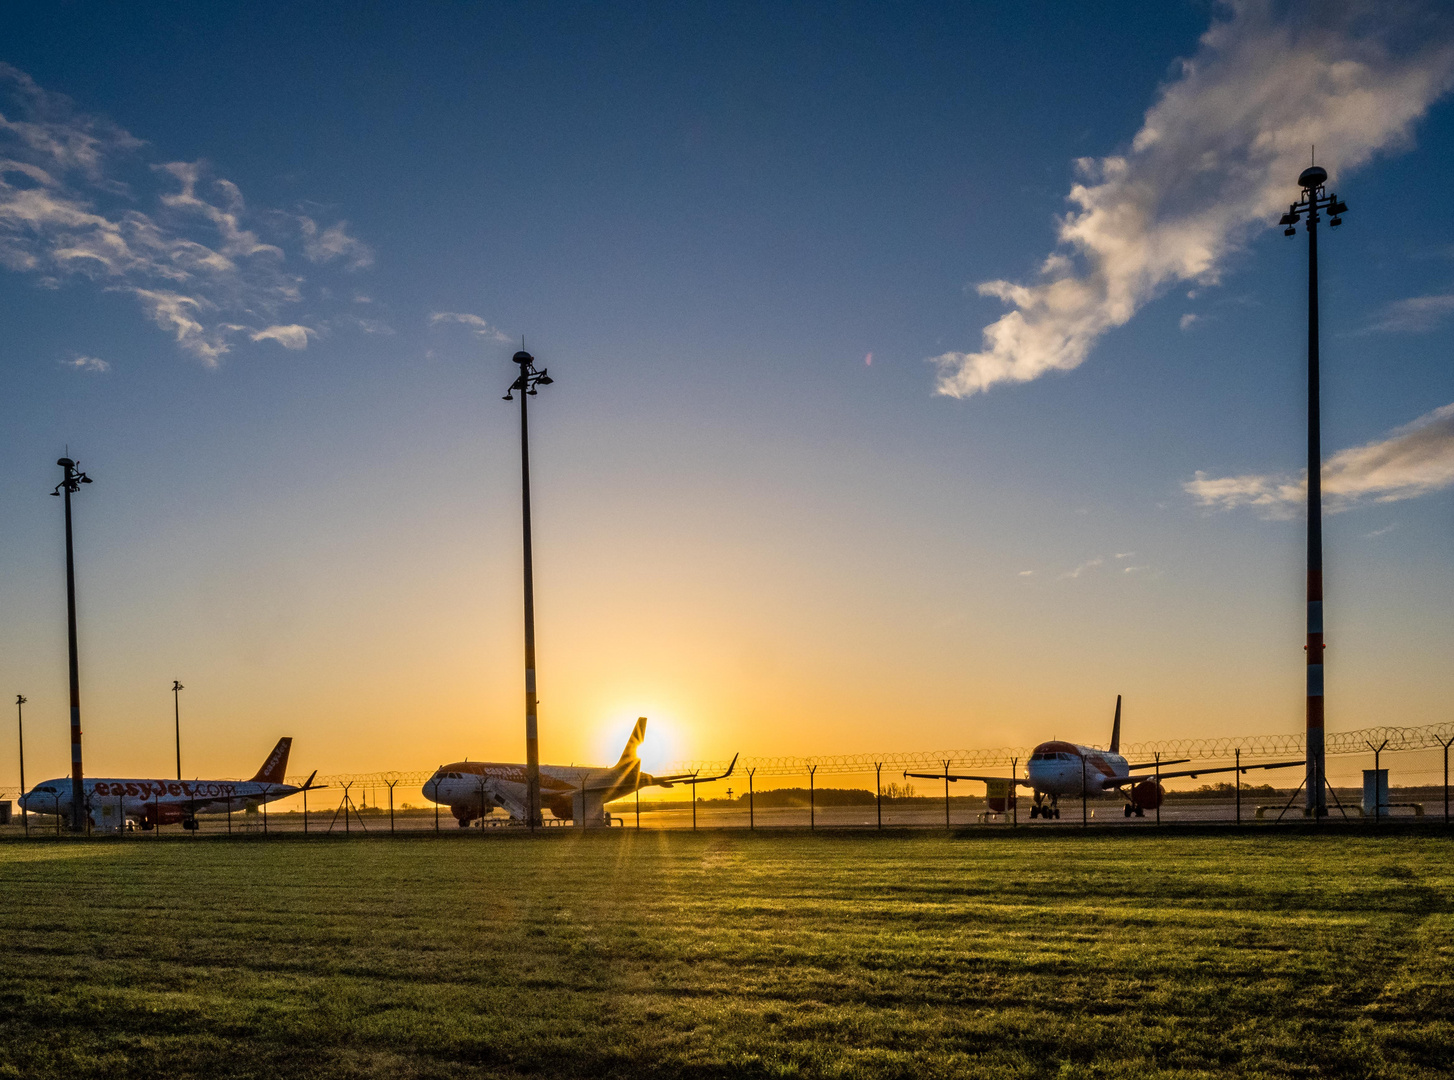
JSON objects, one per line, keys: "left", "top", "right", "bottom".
{"left": 1025, "top": 741, "right": 1132, "bottom": 798}
{"left": 19, "top": 776, "right": 304, "bottom": 827}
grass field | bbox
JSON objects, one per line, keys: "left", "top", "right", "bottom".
{"left": 1, "top": 831, "right": 1450, "bottom": 1079}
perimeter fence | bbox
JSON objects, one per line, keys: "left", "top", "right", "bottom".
{"left": 2, "top": 720, "right": 1452, "bottom": 836}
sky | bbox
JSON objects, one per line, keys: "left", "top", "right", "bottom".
{"left": 1, "top": 1, "right": 1452, "bottom": 796}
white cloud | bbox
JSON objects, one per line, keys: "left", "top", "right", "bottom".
{"left": 250, "top": 324, "right": 313, "bottom": 350}
{"left": 1061, "top": 557, "right": 1104, "bottom": 579}
{"left": 1363, "top": 292, "right": 1454, "bottom": 333}
{"left": 60, "top": 354, "right": 108, "bottom": 373}
{"left": 931, "top": 2, "right": 1454, "bottom": 397}
{"left": 428, "top": 311, "right": 512, "bottom": 342}
{"left": 1179, "top": 313, "right": 1199, "bottom": 331}
{"left": 1186, "top": 401, "right": 1454, "bottom": 516}
{"left": 300, "top": 217, "right": 374, "bottom": 270}
{"left": 0, "top": 65, "right": 372, "bottom": 364}
{"left": 1018, "top": 569, "right": 1034, "bottom": 577}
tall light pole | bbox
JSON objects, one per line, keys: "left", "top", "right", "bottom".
{"left": 52, "top": 456, "right": 93, "bottom": 832}
{"left": 172, "top": 680, "right": 184, "bottom": 780}
{"left": 1280, "top": 164, "right": 1347, "bottom": 819}
{"left": 15, "top": 694, "right": 26, "bottom": 831}
{"left": 503, "top": 349, "right": 554, "bottom": 830}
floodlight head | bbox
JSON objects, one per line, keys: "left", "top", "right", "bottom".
{"left": 1298, "top": 165, "right": 1328, "bottom": 190}
{"left": 1284, "top": 226, "right": 1297, "bottom": 237}
{"left": 1279, "top": 212, "right": 1299, "bottom": 226}
{"left": 1329, "top": 217, "right": 1343, "bottom": 228}
{"left": 536, "top": 374, "right": 553, "bottom": 385}
{"left": 527, "top": 388, "right": 538, "bottom": 396}
{"left": 513, "top": 350, "right": 533, "bottom": 366}
{"left": 1329, "top": 200, "right": 1348, "bottom": 215}
{"left": 80, "top": 475, "right": 92, "bottom": 484}
{"left": 503, "top": 393, "right": 514, "bottom": 401}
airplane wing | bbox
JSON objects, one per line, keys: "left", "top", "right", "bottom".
{"left": 1099, "top": 759, "right": 1304, "bottom": 789}
{"left": 1124, "top": 758, "right": 1191, "bottom": 770}
{"left": 646, "top": 753, "right": 740, "bottom": 789}
{"left": 903, "top": 771, "right": 1033, "bottom": 786}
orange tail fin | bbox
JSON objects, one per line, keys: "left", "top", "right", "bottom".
{"left": 251, "top": 738, "right": 292, "bottom": 784}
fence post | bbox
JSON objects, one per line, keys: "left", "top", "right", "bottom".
{"left": 1235, "top": 748, "right": 1241, "bottom": 825}
{"left": 1080, "top": 755, "right": 1087, "bottom": 828}
{"left": 261, "top": 785, "right": 269, "bottom": 835}
{"left": 1011, "top": 757, "right": 1018, "bottom": 827}
{"left": 303, "top": 785, "right": 309, "bottom": 834}
{"left": 432, "top": 778, "right": 441, "bottom": 833}
{"left": 388, "top": 780, "right": 398, "bottom": 834}
{"left": 635, "top": 783, "right": 640, "bottom": 830}
{"left": 875, "top": 763, "right": 882, "bottom": 830}
{"left": 809, "top": 765, "right": 817, "bottom": 831}
{"left": 1443, "top": 737, "right": 1453, "bottom": 826}
{"left": 748, "top": 768, "right": 756, "bottom": 831}
{"left": 1366, "top": 739, "right": 1388, "bottom": 825}
{"left": 1154, "top": 753, "right": 1161, "bottom": 825}
{"left": 692, "top": 772, "right": 699, "bottom": 831}
{"left": 944, "top": 759, "right": 951, "bottom": 830}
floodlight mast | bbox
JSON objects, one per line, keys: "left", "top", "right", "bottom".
{"left": 52, "top": 457, "right": 93, "bottom": 832}
{"left": 1280, "top": 164, "right": 1348, "bottom": 818}
{"left": 503, "top": 350, "right": 554, "bottom": 830}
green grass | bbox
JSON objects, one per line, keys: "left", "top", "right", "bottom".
{"left": 1, "top": 831, "right": 1450, "bottom": 1079}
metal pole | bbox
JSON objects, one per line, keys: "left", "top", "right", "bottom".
{"left": 1081, "top": 755, "right": 1087, "bottom": 827}
{"left": 1011, "top": 757, "right": 1018, "bottom": 827}
{"left": 54, "top": 458, "right": 91, "bottom": 833}
{"left": 691, "top": 772, "right": 699, "bottom": 831}
{"left": 635, "top": 783, "right": 640, "bottom": 829}
{"left": 172, "top": 680, "right": 184, "bottom": 780}
{"left": 1155, "top": 753, "right": 1161, "bottom": 825}
{"left": 388, "top": 780, "right": 397, "bottom": 834}
{"left": 943, "top": 759, "right": 951, "bottom": 830}
{"left": 1282, "top": 166, "right": 1345, "bottom": 819}
{"left": 809, "top": 765, "right": 816, "bottom": 831}
{"left": 15, "top": 695, "right": 26, "bottom": 836}
{"left": 875, "top": 763, "right": 881, "bottom": 830}
{"left": 748, "top": 768, "right": 755, "bottom": 830}
{"left": 432, "top": 778, "right": 440, "bottom": 833}
{"left": 506, "top": 350, "right": 553, "bottom": 832}
{"left": 261, "top": 785, "right": 269, "bottom": 834}
{"left": 1438, "top": 736, "right": 1452, "bottom": 824}
{"left": 1236, "top": 748, "right": 1241, "bottom": 825}
{"left": 303, "top": 786, "right": 309, "bottom": 834}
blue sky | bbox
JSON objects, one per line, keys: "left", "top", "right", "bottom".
{"left": 0, "top": 1, "right": 1451, "bottom": 788}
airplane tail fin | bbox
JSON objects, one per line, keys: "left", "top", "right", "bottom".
{"left": 615, "top": 718, "right": 647, "bottom": 767}
{"left": 250, "top": 737, "right": 292, "bottom": 784}
{"left": 1109, "top": 695, "right": 1121, "bottom": 755}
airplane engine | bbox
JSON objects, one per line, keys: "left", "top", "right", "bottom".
{"left": 1131, "top": 780, "right": 1164, "bottom": 809}
{"left": 546, "top": 796, "right": 574, "bottom": 821}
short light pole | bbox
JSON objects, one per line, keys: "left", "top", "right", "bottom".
{"left": 748, "top": 768, "right": 756, "bottom": 830}
{"left": 52, "top": 457, "right": 93, "bottom": 833}
{"left": 1280, "top": 163, "right": 1347, "bottom": 820}
{"left": 171, "top": 680, "right": 184, "bottom": 780}
{"left": 943, "top": 759, "right": 952, "bottom": 830}
{"left": 874, "top": 763, "right": 882, "bottom": 830}
{"left": 809, "top": 765, "right": 817, "bottom": 831}
{"left": 503, "top": 349, "right": 554, "bottom": 831}
{"left": 15, "top": 694, "right": 26, "bottom": 835}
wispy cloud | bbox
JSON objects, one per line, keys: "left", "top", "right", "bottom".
{"left": 1178, "top": 313, "right": 1199, "bottom": 331}
{"left": 931, "top": 2, "right": 1454, "bottom": 397}
{"left": 1363, "top": 292, "right": 1454, "bottom": 333}
{"left": 300, "top": 217, "right": 374, "bottom": 270}
{"left": 250, "top": 324, "right": 313, "bottom": 350}
{"left": 428, "top": 311, "right": 513, "bottom": 342}
{"left": 60, "top": 354, "right": 108, "bottom": 373}
{"left": 0, "top": 64, "right": 371, "bottom": 366}
{"left": 1061, "top": 557, "right": 1104, "bottom": 579}
{"left": 1187, "top": 401, "right": 1454, "bottom": 516}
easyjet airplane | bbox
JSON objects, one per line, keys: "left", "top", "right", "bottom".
{"left": 19, "top": 737, "right": 319, "bottom": 830}
{"left": 426, "top": 717, "right": 737, "bottom": 827}
{"left": 907, "top": 697, "right": 1302, "bottom": 819}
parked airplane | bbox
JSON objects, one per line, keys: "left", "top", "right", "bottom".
{"left": 907, "top": 697, "right": 1302, "bottom": 819}
{"left": 425, "top": 717, "right": 737, "bottom": 827}
{"left": 19, "top": 737, "right": 319, "bottom": 830}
